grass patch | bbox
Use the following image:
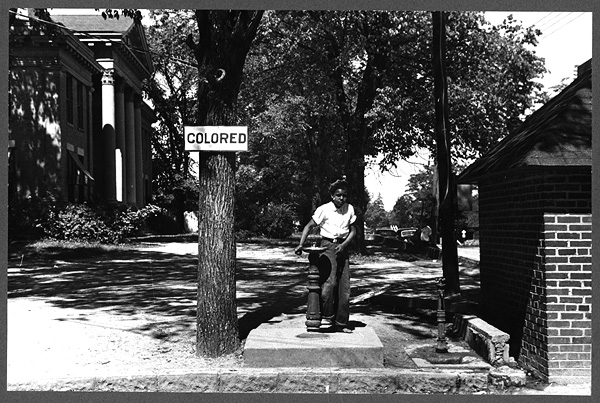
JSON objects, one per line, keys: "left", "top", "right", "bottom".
{"left": 9, "top": 239, "right": 132, "bottom": 260}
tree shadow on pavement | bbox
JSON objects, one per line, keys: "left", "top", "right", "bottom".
{"left": 7, "top": 242, "right": 481, "bottom": 347}
{"left": 8, "top": 248, "right": 198, "bottom": 316}
{"left": 236, "top": 256, "right": 309, "bottom": 340}
{"left": 7, "top": 243, "right": 315, "bottom": 342}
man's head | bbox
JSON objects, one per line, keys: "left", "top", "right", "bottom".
{"left": 329, "top": 179, "right": 349, "bottom": 208}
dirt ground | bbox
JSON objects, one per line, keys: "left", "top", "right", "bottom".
{"left": 6, "top": 240, "right": 474, "bottom": 385}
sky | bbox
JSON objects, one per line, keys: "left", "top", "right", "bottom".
{"left": 366, "top": 11, "right": 593, "bottom": 210}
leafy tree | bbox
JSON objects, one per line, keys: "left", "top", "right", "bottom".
{"left": 234, "top": 89, "right": 345, "bottom": 233}
{"left": 390, "top": 196, "right": 423, "bottom": 229}
{"left": 240, "top": 11, "right": 547, "bottom": 254}
{"left": 243, "top": 11, "right": 421, "bottom": 252}
{"left": 371, "top": 12, "right": 547, "bottom": 167}
{"left": 238, "top": 10, "right": 348, "bottom": 230}
{"left": 364, "top": 194, "right": 389, "bottom": 229}
{"left": 405, "top": 164, "right": 437, "bottom": 225}
{"left": 389, "top": 194, "right": 413, "bottom": 228}
{"left": 144, "top": 9, "right": 200, "bottom": 232}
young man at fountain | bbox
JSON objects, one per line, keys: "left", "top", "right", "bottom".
{"left": 294, "top": 179, "right": 357, "bottom": 333}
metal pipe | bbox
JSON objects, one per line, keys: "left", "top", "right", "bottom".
{"left": 436, "top": 277, "right": 448, "bottom": 353}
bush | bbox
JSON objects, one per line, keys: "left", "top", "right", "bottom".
{"left": 145, "top": 209, "right": 180, "bottom": 235}
{"left": 43, "top": 203, "right": 164, "bottom": 244}
{"left": 45, "top": 204, "right": 115, "bottom": 243}
{"left": 105, "top": 204, "right": 163, "bottom": 239}
{"left": 8, "top": 197, "right": 56, "bottom": 241}
{"left": 258, "top": 203, "right": 295, "bottom": 239}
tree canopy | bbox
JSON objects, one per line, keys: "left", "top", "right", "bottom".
{"left": 144, "top": 10, "right": 200, "bottom": 231}
{"left": 236, "top": 10, "right": 546, "bottom": 248}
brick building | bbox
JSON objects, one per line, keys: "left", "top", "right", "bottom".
{"left": 8, "top": 10, "right": 155, "bottom": 206}
{"left": 457, "top": 60, "right": 592, "bottom": 384}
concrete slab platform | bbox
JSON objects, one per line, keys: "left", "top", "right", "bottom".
{"left": 405, "top": 342, "right": 492, "bottom": 370}
{"left": 244, "top": 326, "right": 384, "bottom": 368}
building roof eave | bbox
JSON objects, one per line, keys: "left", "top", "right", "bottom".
{"left": 457, "top": 67, "right": 592, "bottom": 184}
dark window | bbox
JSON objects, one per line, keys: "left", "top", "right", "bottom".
{"left": 76, "top": 81, "right": 84, "bottom": 130}
{"left": 66, "top": 74, "right": 73, "bottom": 124}
{"left": 67, "top": 151, "right": 95, "bottom": 202}
{"left": 67, "top": 152, "right": 78, "bottom": 202}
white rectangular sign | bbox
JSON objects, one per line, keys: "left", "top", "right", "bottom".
{"left": 184, "top": 126, "right": 248, "bottom": 152}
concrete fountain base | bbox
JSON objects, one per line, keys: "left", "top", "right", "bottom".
{"left": 244, "top": 320, "right": 384, "bottom": 368}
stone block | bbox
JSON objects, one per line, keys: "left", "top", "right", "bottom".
{"left": 453, "top": 314, "right": 511, "bottom": 366}
{"left": 244, "top": 326, "right": 384, "bottom": 368}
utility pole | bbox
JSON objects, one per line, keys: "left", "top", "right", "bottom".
{"left": 432, "top": 11, "right": 460, "bottom": 296}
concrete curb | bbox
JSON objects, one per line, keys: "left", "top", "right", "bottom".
{"left": 452, "top": 314, "right": 512, "bottom": 366}
{"left": 8, "top": 367, "right": 494, "bottom": 393}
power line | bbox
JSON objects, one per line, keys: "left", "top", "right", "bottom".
{"left": 534, "top": 12, "right": 570, "bottom": 31}
{"left": 537, "top": 12, "right": 574, "bottom": 33}
{"left": 530, "top": 12, "right": 556, "bottom": 27}
{"left": 539, "top": 12, "right": 587, "bottom": 39}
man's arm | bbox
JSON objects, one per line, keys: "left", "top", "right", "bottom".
{"left": 294, "top": 219, "right": 317, "bottom": 255}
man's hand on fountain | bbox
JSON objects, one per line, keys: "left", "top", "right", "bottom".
{"left": 335, "top": 243, "right": 346, "bottom": 254}
{"left": 294, "top": 245, "right": 303, "bottom": 255}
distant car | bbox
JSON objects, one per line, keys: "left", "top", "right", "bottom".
{"left": 399, "top": 229, "right": 416, "bottom": 239}
{"left": 374, "top": 227, "right": 403, "bottom": 248}
{"left": 374, "top": 228, "right": 399, "bottom": 238}
{"left": 365, "top": 232, "right": 384, "bottom": 245}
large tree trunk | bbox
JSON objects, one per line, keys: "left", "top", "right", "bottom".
{"left": 432, "top": 11, "right": 460, "bottom": 296}
{"left": 197, "top": 152, "right": 238, "bottom": 356}
{"left": 191, "top": 10, "right": 263, "bottom": 357}
{"left": 345, "top": 141, "right": 368, "bottom": 254}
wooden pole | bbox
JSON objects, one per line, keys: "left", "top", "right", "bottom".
{"left": 432, "top": 11, "right": 460, "bottom": 296}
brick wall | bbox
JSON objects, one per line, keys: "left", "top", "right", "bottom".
{"left": 520, "top": 213, "right": 592, "bottom": 383}
{"left": 478, "top": 171, "right": 544, "bottom": 358}
{"left": 477, "top": 166, "right": 591, "bottom": 383}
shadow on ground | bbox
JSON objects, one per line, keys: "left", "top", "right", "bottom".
{"left": 7, "top": 241, "right": 481, "bottom": 353}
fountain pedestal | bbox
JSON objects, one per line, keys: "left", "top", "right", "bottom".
{"left": 305, "top": 250, "right": 322, "bottom": 331}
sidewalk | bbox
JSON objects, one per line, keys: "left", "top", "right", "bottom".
{"left": 5, "top": 240, "right": 590, "bottom": 395}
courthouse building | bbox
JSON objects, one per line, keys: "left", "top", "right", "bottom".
{"left": 8, "top": 10, "right": 155, "bottom": 207}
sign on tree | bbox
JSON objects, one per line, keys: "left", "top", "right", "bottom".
{"left": 185, "top": 126, "right": 248, "bottom": 152}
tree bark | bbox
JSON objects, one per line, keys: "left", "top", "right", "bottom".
{"left": 345, "top": 150, "right": 368, "bottom": 254}
{"left": 191, "top": 10, "right": 264, "bottom": 357}
{"left": 196, "top": 152, "right": 239, "bottom": 357}
{"left": 432, "top": 11, "right": 460, "bottom": 295}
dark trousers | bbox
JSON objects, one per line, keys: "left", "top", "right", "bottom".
{"left": 318, "top": 239, "right": 350, "bottom": 327}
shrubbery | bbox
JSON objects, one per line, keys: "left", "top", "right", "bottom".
{"left": 45, "top": 203, "right": 163, "bottom": 244}
{"left": 8, "top": 197, "right": 52, "bottom": 241}
{"left": 8, "top": 199, "right": 164, "bottom": 244}
{"left": 44, "top": 204, "right": 115, "bottom": 244}
{"left": 257, "top": 203, "right": 295, "bottom": 239}
{"left": 9, "top": 198, "right": 296, "bottom": 243}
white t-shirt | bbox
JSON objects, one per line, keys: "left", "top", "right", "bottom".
{"left": 312, "top": 202, "right": 356, "bottom": 239}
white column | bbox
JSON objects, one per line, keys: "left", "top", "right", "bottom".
{"left": 115, "top": 149, "right": 123, "bottom": 202}
{"left": 101, "top": 68, "right": 117, "bottom": 203}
